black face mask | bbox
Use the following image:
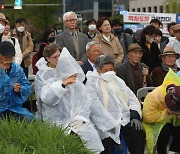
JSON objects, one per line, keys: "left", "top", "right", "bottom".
{"left": 114, "top": 28, "right": 122, "bottom": 35}
{"left": 48, "top": 37, "right": 55, "bottom": 43}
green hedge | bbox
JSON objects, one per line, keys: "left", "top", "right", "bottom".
{"left": 0, "top": 118, "right": 92, "bottom": 154}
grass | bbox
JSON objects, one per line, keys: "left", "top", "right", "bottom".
{"left": 0, "top": 118, "right": 92, "bottom": 154}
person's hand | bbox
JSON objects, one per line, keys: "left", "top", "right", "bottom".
{"left": 142, "top": 67, "right": 148, "bottom": 76}
{"left": 130, "top": 119, "right": 142, "bottom": 130}
{"left": 167, "top": 109, "right": 174, "bottom": 115}
{"left": 109, "top": 128, "right": 116, "bottom": 134}
{"left": 62, "top": 75, "right": 77, "bottom": 86}
{"left": 13, "top": 83, "right": 21, "bottom": 92}
{"left": 70, "top": 120, "right": 83, "bottom": 129}
{"left": 77, "top": 61, "right": 84, "bottom": 65}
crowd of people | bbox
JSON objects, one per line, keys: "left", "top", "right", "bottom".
{"left": 0, "top": 10, "right": 180, "bottom": 154}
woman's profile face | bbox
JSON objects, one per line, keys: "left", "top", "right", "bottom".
{"left": 46, "top": 50, "right": 60, "bottom": 68}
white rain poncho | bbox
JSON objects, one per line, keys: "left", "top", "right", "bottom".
{"left": 34, "top": 48, "right": 104, "bottom": 153}
{"left": 86, "top": 70, "right": 142, "bottom": 144}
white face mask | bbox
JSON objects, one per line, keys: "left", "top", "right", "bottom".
{"left": 88, "top": 24, "right": 96, "bottom": 31}
{"left": 17, "top": 26, "right": 25, "bottom": 32}
{"left": 0, "top": 24, "right": 5, "bottom": 34}
{"left": 100, "top": 71, "right": 116, "bottom": 82}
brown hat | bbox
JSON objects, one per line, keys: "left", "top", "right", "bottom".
{"left": 159, "top": 46, "right": 180, "bottom": 58}
{"left": 165, "top": 86, "right": 180, "bottom": 114}
{"left": 173, "top": 24, "right": 180, "bottom": 32}
{"left": 0, "top": 13, "right": 8, "bottom": 25}
{"left": 127, "top": 43, "right": 143, "bottom": 53}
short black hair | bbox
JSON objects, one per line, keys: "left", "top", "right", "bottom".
{"left": 0, "top": 41, "right": 15, "bottom": 57}
{"left": 167, "top": 22, "right": 177, "bottom": 32}
{"left": 86, "top": 19, "right": 96, "bottom": 26}
{"left": 15, "top": 18, "right": 26, "bottom": 24}
{"left": 150, "top": 19, "right": 162, "bottom": 26}
{"left": 111, "top": 19, "right": 123, "bottom": 27}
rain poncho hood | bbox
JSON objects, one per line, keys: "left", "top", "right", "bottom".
{"left": 143, "top": 68, "right": 180, "bottom": 154}
{"left": 35, "top": 47, "right": 104, "bottom": 153}
{"left": 55, "top": 47, "right": 85, "bottom": 82}
{"left": 0, "top": 62, "right": 33, "bottom": 117}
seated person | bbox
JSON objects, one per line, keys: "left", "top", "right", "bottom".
{"left": 34, "top": 43, "right": 104, "bottom": 153}
{"left": 151, "top": 46, "right": 180, "bottom": 87}
{"left": 86, "top": 55, "right": 145, "bottom": 154}
{"left": 81, "top": 41, "right": 101, "bottom": 83}
{"left": 0, "top": 41, "right": 34, "bottom": 122}
{"left": 116, "top": 43, "right": 152, "bottom": 94}
{"left": 143, "top": 69, "right": 180, "bottom": 154}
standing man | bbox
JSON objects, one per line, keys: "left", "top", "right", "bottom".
{"left": 116, "top": 43, "right": 152, "bottom": 94}
{"left": 111, "top": 19, "right": 133, "bottom": 62}
{"left": 13, "top": 18, "right": 34, "bottom": 78}
{"left": 56, "top": 11, "right": 90, "bottom": 64}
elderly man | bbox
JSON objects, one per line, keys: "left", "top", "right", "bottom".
{"left": 0, "top": 41, "right": 34, "bottom": 122}
{"left": 81, "top": 41, "right": 101, "bottom": 84}
{"left": 56, "top": 11, "right": 90, "bottom": 64}
{"left": 152, "top": 46, "right": 180, "bottom": 87}
{"left": 116, "top": 43, "right": 152, "bottom": 94}
{"left": 167, "top": 24, "right": 180, "bottom": 67}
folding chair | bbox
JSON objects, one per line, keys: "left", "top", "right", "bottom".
{"left": 136, "top": 87, "right": 155, "bottom": 103}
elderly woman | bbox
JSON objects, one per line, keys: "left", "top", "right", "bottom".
{"left": 34, "top": 43, "right": 104, "bottom": 153}
{"left": 86, "top": 55, "right": 145, "bottom": 154}
{"left": 94, "top": 17, "right": 124, "bottom": 65}
{"left": 151, "top": 46, "right": 180, "bottom": 87}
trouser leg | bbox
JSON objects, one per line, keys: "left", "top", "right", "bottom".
{"left": 121, "top": 123, "right": 145, "bottom": 154}
{"left": 100, "top": 137, "right": 115, "bottom": 154}
{"left": 157, "top": 123, "right": 171, "bottom": 154}
{"left": 169, "top": 125, "right": 180, "bottom": 152}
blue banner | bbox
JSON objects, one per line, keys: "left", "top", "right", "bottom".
{"left": 176, "top": 14, "right": 180, "bottom": 23}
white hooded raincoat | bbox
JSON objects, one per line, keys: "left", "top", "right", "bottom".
{"left": 35, "top": 48, "right": 104, "bottom": 153}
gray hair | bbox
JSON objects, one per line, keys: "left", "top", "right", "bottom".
{"left": 63, "top": 11, "right": 77, "bottom": 22}
{"left": 95, "top": 55, "right": 115, "bottom": 70}
{"left": 86, "top": 41, "right": 101, "bottom": 51}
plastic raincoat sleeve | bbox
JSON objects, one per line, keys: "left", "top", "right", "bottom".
{"left": 143, "top": 87, "right": 169, "bottom": 123}
{"left": 86, "top": 79, "right": 117, "bottom": 132}
{"left": 12, "top": 66, "right": 31, "bottom": 105}
{"left": 35, "top": 73, "right": 68, "bottom": 106}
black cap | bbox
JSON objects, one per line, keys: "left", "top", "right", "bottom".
{"left": 0, "top": 41, "right": 15, "bottom": 57}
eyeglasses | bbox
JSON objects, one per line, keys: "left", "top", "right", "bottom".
{"left": 66, "top": 19, "right": 77, "bottom": 22}
{"left": 0, "top": 61, "right": 13, "bottom": 65}
{"left": 50, "top": 54, "right": 60, "bottom": 60}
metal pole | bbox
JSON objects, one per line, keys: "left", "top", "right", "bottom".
{"left": 93, "top": 0, "right": 98, "bottom": 21}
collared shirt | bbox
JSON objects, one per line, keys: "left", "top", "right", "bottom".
{"left": 102, "top": 34, "right": 110, "bottom": 42}
{"left": 67, "top": 29, "right": 77, "bottom": 36}
{"left": 88, "top": 59, "right": 96, "bottom": 70}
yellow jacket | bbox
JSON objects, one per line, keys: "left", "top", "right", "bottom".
{"left": 142, "top": 69, "right": 180, "bottom": 154}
